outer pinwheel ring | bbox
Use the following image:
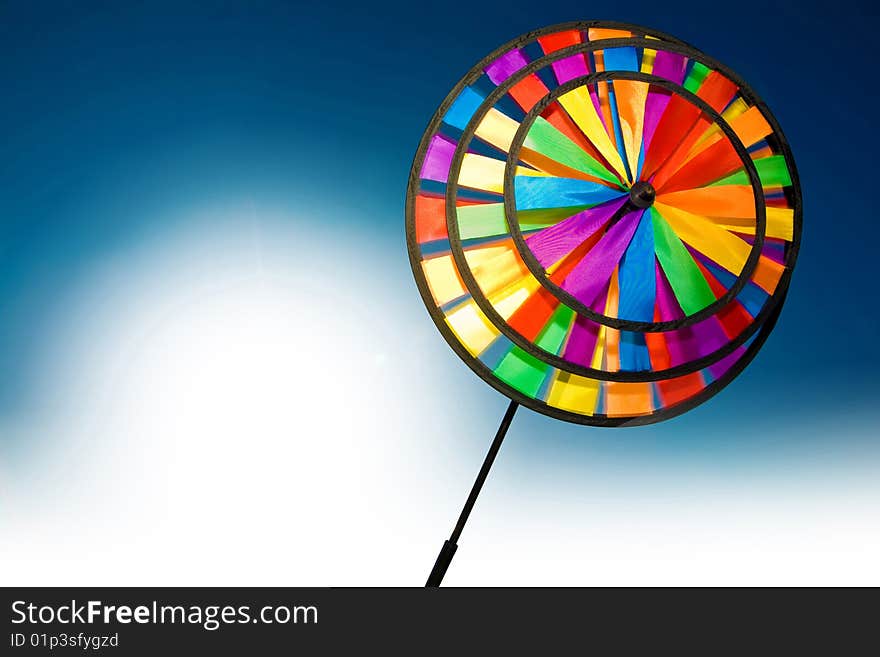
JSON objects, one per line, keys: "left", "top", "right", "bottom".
{"left": 406, "top": 21, "right": 801, "bottom": 426}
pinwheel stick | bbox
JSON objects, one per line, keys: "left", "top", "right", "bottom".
{"left": 425, "top": 400, "right": 519, "bottom": 587}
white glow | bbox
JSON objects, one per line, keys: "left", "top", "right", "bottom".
{"left": 0, "top": 212, "right": 455, "bottom": 585}
{"left": 1, "top": 210, "right": 878, "bottom": 586}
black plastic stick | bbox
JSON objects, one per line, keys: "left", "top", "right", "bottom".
{"left": 425, "top": 400, "right": 519, "bottom": 587}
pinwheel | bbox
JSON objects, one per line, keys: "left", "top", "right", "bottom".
{"left": 406, "top": 21, "right": 801, "bottom": 585}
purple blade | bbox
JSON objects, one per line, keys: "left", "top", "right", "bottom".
{"left": 484, "top": 48, "right": 528, "bottom": 85}
{"left": 561, "top": 209, "right": 643, "bottom": 308}
{"left": 552, "top": 53, "right": 589, "bottom": 84}
{"left": 657, "top": 261, "right": 733, "bottom": 365}
{"left": 708, "top": 345, "right": 745, "bottom": 380}
{"left": 525, "top": 197, "right": 628, "bottom": 269}
{"left": 642, "top": 52, "right": 688, "bottom": 153}
{"left": 420, "top": 135, "right": 456, "bottom": 183}
{"left": 562, "top": 290, "right": 608, "bottom": 366}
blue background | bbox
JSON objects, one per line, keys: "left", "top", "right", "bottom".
{"left": 1, "top": 0, "right": 877, "bottom": 469}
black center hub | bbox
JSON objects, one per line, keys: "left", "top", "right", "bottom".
{"left": 629, "top": 181, "right": 656, "bottom": 209}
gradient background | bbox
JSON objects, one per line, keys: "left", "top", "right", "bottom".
{"left": 1, "top": 1, "right": 877, "bottom": 585}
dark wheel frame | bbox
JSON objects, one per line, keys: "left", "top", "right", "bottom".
{"left": 404, "top": 21, "right": 801, "bottom": 426}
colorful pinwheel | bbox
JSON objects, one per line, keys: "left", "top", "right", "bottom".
{"left": 407, "top": 21, "right": 801, "bottom": 584}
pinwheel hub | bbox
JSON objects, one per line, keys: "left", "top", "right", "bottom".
{"left": 629, "top": 181, "right": 656, "bottom": 209}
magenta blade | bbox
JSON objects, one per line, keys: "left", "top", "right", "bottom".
{"left": 525, "top": 197, "right": 628, "bottom": 269}
{"left": 561, "top": 209, "right": 642, "bottom": 307}
{"left": 420, "top": 135, "right": 456, "bottom": 183}
{"left": 485, "top": 49, "right": 529, "bottom": 85}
